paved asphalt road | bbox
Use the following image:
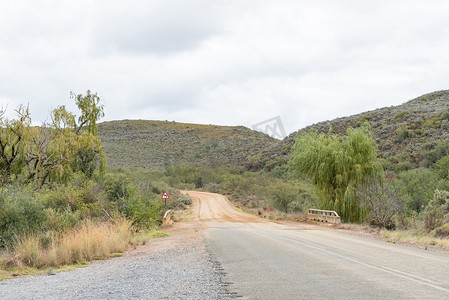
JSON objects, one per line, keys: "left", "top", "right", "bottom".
{"left": 184, "top": 191, "right": 449, "bottom": 300}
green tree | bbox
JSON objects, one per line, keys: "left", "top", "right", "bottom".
{"left": 0, "top": 105, "right": 31, "bottom": 184}
{"left": 60, "top": 91, "right": 105, "bottom": 177}
{"left": 397, "top": 168, "right": 437, "bottom": 213}
{"left": 289, "top": 125, "right": 382, "bottom": 223}
{"left": 24, "top": 91, "right": 106, "bottom": 188}
{"left": 267, "top": 181, "right": 299, "bottom": 213}
{"left": 72, "top": 90, "right": 104, "bottom": 136}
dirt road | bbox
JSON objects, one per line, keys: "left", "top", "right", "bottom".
{"left": 186, "top": 190, "right": 261, "bottom": 223}
{"left": 183, "top": 191, "right": 449, "bottom": 299}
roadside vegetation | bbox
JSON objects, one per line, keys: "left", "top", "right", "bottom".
{"left": 288, "top": 123, "right": 449, "bottom": 247}
{"left": 2, "top": 89, "right": 448, "bottom": 279}
{"left": 0, "top": 93, "right": 184, "bottom": 279}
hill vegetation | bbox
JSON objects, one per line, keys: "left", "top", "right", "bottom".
{"left": 98, "top": 120, "right": 277, "bottom": 169}
{"left": 248, "top": 90, "right": 449, "bottom": 172}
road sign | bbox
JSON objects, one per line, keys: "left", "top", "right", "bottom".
{"left": 161, "top": 192, "right": 169, "bottom": 199}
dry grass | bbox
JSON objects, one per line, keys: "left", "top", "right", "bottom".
{"left": 172, "top": 210, "right": 194, "bottom": 222}
{"left": 1, "top": 218, "right": 133, "bottom": 270}
{"left": 0, "top": 221, "right": 170, "bottom": 280}
{"left": 380, "top": 229, "right": 449, "bottom": 248}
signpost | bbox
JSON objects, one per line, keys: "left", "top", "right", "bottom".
{"left": 161, "top": 191, "right": 169, "bottom": 208}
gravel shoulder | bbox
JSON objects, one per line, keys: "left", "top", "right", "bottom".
{"left": 0, "top": 223, "right": 232, "bottom": 300}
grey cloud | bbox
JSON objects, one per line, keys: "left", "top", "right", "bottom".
{"left": 90, "top": 0, "right": 228, "bottom": 55}
{"left": 130, "top": 90, "right": 198, "bottom": 114}
{"left": 1, "top": 0, "right": 449, "bottom": 135}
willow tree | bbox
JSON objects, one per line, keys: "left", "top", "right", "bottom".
{"left": 72, "top": 90, "right": 106, "bottom": 177}
{"left": 48, "top": 93, "right": 106, "bottom": 180}
{"left": 0, "top": 105, "right": 31, "bottom": 184}
{"left": 289, "top": 124, "right": 382, "bottom": 223}
{"left": 71, "top": 90, "right": 104, "bottom": 136}
{"left": 24, "top": 91, "right": 106, "bottom": 188}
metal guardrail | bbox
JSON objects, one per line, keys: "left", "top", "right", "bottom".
{"left": 307, "top": 209, "right": 341, "bottom": 224}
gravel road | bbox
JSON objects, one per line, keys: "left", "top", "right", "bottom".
{"left": 0, "top": 225, "right": 233, "bottom": 299}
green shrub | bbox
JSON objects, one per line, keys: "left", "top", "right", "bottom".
{"left": 102, "top": 173, "right": 132, "bottom": 201}
{"left": 176, "top": 195, "right": 192, "bottom": 208}
{"left": 266, "top": 182, "right": 297, "bottom": 213}
{"left": 425, "top": 141, "right": 449, "bottom": 167}
{"left": 394, "top": 161, "right": 413, "bottom": 172}
{"left": 424, "top": 189, "right": 449, "bottom": 231}
{"left": 193, "top": 176, "right": 203, "bottom": 188}
{"left": 397, "top": 169, "right": 437, "bottom": 212}
{"left": 392, "top": 111, "right": 409, "bottom": 122}
{"left": 395, "top": 127, "right": 410, "bottom": 143}
{"left": 38, "top": 175, "right": 107, "bottom": 218}
{"left": 45, "top": 208, "right": 81, "bottom": 233}
{"left": 38, "top": 184, "right": 81, "bottom": 211}
{"left": 0, "top": 187, "right": 47, "bottom": 248}
{"left": 124, "top": 195, "right": 163, "bottom": 229}
{"left": 434, "top": 155, "right": 449, "bottom": 180}
{"left": 204, "top": 182, "right": 221, "bottom": 193}
{"left": 265, "top": 181, "right": 317, "bottom": 214}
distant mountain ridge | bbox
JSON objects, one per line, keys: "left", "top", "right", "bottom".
{"left": 247, "top": 90, "right": 449, "bottom": 171}
{"left": 99, "top": 91, "right": 449, "bottom": 171}
{"left": 98, "top": 120, "right": 277, "bottom": 169}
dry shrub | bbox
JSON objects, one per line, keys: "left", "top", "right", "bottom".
{"left": 7, "top": 218, "right": 133, "bottom": 269}
{"left": 0, "top": 252, "right": 23, "bottom": 269}
{"left": 434, "top": 223, "right": 449, "bottom": 237}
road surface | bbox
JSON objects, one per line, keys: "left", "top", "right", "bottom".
{"left": 183, "top": 191, "right": 449, "bottom": 299}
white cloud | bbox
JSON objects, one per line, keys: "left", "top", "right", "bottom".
{"left": 0, "top": 0, "right": 448, "bottom": 133}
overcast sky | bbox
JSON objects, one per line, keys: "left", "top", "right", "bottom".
{"left": 1, "top": 0, "right": 448, "bottom": 136}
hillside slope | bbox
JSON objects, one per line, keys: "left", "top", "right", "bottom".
{"left": 248, "top": 90, "right": 449, "bottom": 171}
{"left": 98, "top": 120, "right": 277, "bottom": 169}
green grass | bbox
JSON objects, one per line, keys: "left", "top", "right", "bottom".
{"left": 135, "top": 230, "right": 168, "bottom": 245}
{"left": 0, "top": 263, "right": 88, "bottom": 281}
{"left": 109, "top": 253, "right": 123, "bottom": 258}
{"left": 380, "top": 229, "right": 449, "bottom": 248}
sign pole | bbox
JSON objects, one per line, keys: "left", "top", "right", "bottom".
{"left": 161, "top": 192, "right": 170, "bottom": 209}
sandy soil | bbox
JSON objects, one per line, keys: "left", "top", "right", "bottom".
{"left": 181, "top": 190, "right": 263, "bottom": 223}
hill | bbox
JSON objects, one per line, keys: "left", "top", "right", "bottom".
{"left": 247, "top": 90, "right": 449, "bottom": 172}
{"left": 98, "top": 120, "right": 277, "bottom": 169}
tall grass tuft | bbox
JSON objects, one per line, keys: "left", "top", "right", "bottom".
{"left": 10, "top": 218, "right": 133, "bottom": 268}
